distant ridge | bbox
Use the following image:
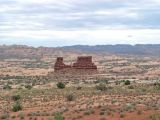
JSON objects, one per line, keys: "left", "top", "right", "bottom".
{"left": 0, "top": 44, "right": 160, "bottom": 58}
{"left": 61, "top": 44, "right": 160, "bottom": 56}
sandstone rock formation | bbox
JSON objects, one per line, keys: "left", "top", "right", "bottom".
{"left": 54, "top": 56, "right": 97, "bottom": 72}
{"left": 73, "top": 56, "right": 97, "bottom": 69}
{"left": 54, "top": 57, "right": 71, "bottom": 71}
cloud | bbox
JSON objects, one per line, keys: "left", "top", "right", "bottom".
{"left": 0, "top": 0, "right": 160, "bottom": 46}
{"left": 0, "top": 29, "right": 160, "bottom": 46}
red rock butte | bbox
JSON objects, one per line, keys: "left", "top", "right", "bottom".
{"left": 54, "top": 56, "right": 97, "bottom": 72}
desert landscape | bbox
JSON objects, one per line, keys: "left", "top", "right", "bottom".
{"left": 1, "top": 0, "right": 160, "bottom": 119}
{"left": 0, "top": 45, "right": 160, "bottom": 120}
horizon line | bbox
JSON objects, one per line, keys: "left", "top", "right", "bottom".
{"left": 0, "top": 43, "right": 160, "bottom": 48}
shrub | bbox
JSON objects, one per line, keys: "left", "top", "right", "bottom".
{"left": 100, "top": 118, "right": 106, "bottom": 120}
{"left": 3, "top": 84, "right": 12, "bottom": 90}
{"left": 25, "top": 84, "right": 32, "bottom": 90}
{"left": 12, "top": 102, "right": 22, "bottom": 112}
{"left": 54, "top": 113, "right": 64, "bottom": 120}
{"left": 99, "top": 111, "right": 105, "bottom": 115}
{"left": 84, "top": 111, "right": 91, "bottom": 115}
{"left": 120, "top": 113, "right": 125, "bottom": 118}
{"left": 151, "top": 114, "right": 156, "bottom": 120}
{"left": 12, "top": 95, "right": 21, "bottom": 101}
{"left": 123, "top": 103, "right": 134, "bottom": 111}
{"left": 57, "top": 82, "right": 65, "bottom": 89}
{"left": 66, "top": 93, "right": 75, "bottom": 101}
{"left": 0, "top": 113, "right": 9, "bottom": 119}
{"left": 128, "top": 85, "right": 134, "bottom": 89}
{"left": 154, "top": 82, "right": 160, "bottom": 91}
{"left": 124, "top": 80, "right": 131, "bottom": 85}
{"left": 137, "top": 110, "right": 142, "bottom": 115}
{"left": 77, "top": 86, "right": 82, "bottom": 90}
{"left": 158, "top": 113, "right": 160, "bottom": 120}
{"left": 115, "top": 81, "right": 121, "bottom": 85}
{"left": 96, "top": 83, "right": 106, "bottom": 91}
{"left": 18, "top": 112, "right": 25, "bottom": 119}
{"left": 11, "top": 115, "right": 16, "bottom": 119}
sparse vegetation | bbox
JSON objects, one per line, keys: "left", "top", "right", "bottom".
{"left": 124, "top": 80, "right": 131, "bottom": 85}
{"left": 12, "top": 102, "right": 23, "bottom": 112}
{"left": 66, "top": 93, "right": 75, "bottom": 101}
{"left": 151, "top": 114, "right": 156, "bottom": 120}
{"left": 57, "top": 82, "right": 65, "bottom": 89}
{"left": 54, "top": 113, "right": 64, "bottom": 120}
{"left": 12, "top": 95, "right": 21, "bottom": 101}
{"left": 3, "top": 84, "right": 12, "bottom": 90}
{"left": 0, "top": 113, "right": 9, "bottom": 119}
{"left": 0, "top": 45, "right": 160, "bottom": 120}
{"left": 96, "top": 83, "right": 106, "bottom": 91}
{"left": 25, "top": 84, "right": 33, "bottom": 90}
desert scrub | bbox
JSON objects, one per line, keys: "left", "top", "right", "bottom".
{"left": 12, "top": 102, "right": 22, "bottom": 112}
{"left": 66, "top": 93, "right": 75, "bottom": 101}
{"left": 137, "top": 110, "right": 142, "bottom": 115}
{"left": 96, "top": 83, "right": 106, "bottom": 91}
{"left": 151, "top": 114, "right": 156, "bottom": 120}
{"left": 12, "top": 94, "right": 21, "bottom": 101}
{"left": 3, "top": 84, "right": 12, "bottom": 90}
{"left": 76, "top": 86, "right": 82, "bottom": 90}
{"left": 120, "top": 113, "right": 125, "bottom": 118}
{"left": 124, "top": 80, "right": 131, "bottom": 85}
{"left": 18, "top": 112, "right": 25, "bottom": 119}
{"left": 154, "top": 82, "right": 160, "bottom": 91}
{"left": 0, "top": 113, "right": 9, "bottom": 119}
{"left": 99, "top": 111, "right": 105, "bottom": 115}
{"left": 100, "top": 117, "right": 106, "bottom": 120}
{"left": 84, "top": 109, "right": 94, "bottom": 115}
{"left": 123, "top": 103, "right": 135, "bottom": 111}
{"left": 25, "top": 84, "right": 32, "bottom": 90}
{"left": 54, "top": 113, "right": 64, "bottom": 120}
{"left": 57, "top": 82, "right": 65, "bottom": 89}
{"left": 128, "top": 85, "right": 134, "bottom": 89}
{"left": 150, "top": 113, "right": 160, "bottom": 120}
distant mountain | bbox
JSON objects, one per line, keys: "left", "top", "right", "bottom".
{"left": 0, "top": 44, "right": 160, "bottom": 59}
{"left": 0, "top": 45, "right": 58, "bottom": 59}
{"left": 61, "top": 44, "right": 160, "bottom": 57}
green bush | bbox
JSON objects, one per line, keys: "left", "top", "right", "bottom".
{"left": 124, "top": 80, "right": 131, "bottom": 85}
{"left": 12, "top": 102, "right": 22, "bottom": 112}
{"left": 25, "top": 84, "right": 32, "bottom": 90}
{"left": 57, "top": 82, "right": 65, "bottom": 89}
{"left": 154, "top": 82, "right": 160, "bottom": 91}
{"left": 54, "top": 113, "right": 64, "bottom": 120}
{"left": 12, "top": 95, "right": 21, "bottom": 101}
{"left": 151, "top": 114, "right": 156, "bottom": 120}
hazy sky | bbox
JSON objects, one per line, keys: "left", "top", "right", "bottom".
{"left": 0, "top": 0, "right": 160, "bottom": 47}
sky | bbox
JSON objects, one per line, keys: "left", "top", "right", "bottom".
{"left": 0, "top": 0, "right": 160, "bottom": 47}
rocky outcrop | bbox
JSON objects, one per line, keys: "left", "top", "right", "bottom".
{"left": 54, "top": 56, "right": 97, "bottom": 72}
{"left": 73, "top": 56, "right": 97, "bottom": 69}
{"left": 54, "top": 57, "right": 71, "bottom": 71}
